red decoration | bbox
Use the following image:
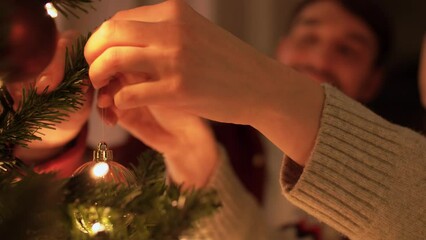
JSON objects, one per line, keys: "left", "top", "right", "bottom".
{"left": 0, "top": 0, "right": 58, "bottom": 83}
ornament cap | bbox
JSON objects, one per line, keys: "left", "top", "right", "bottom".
{"left": 93, "top": 142, "right": 113, "bottom": 162}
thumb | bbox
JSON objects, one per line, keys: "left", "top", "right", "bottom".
{"left": 35, "top": 31, "right": 79, "bottom": 94}
{"left": 114, "top": 80, "right": 173, "bottom": 110}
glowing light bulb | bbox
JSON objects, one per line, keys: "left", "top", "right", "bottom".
{"left": 171, "top": 196, "right": 186, "bottom": 209}
{"left": 91, "top": 222, "right": 105, "bottom": 234}
{"left": 44, "top": 2, "right": 58, "bottom": 18}
{"left": 91, "top": 162, "right": 110, "bottom": 178}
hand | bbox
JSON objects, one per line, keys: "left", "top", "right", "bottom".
{"left": 85, "top": 0, "right": 324, "bottom": 166}
{"left": 10, "top": 32, "right": 93, "bottom": 163}
{"left": 102, "top": 96, "right": 219, "bottom": 188}
{"left": 84, "top": 0, "right": 279, "bottom": 126}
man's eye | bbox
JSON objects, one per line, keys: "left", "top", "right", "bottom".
{"left": 337, "top": 45, "right": 356, "bottom": 57}
{"left": 295, "top": 35, "right": 317, "bottom": 47}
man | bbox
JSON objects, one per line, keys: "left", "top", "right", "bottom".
{"left": 276, "top": 0, "right": 390, "bottom": 103}
{"left": 266, "top": 0, "right": 391, "bottom": 238}
{"left": 86, "top": 0, "right": 426, "bottom": 239}
{"left": 85, "top": 0, "right": 395, "bottom": 239}
{"left": 17, "top": 0, "right": 394, "bottom": 239}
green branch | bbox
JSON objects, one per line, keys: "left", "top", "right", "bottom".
{"left": 51, "top": 0, "right": 99, "bottom": 18}
{"left": 0, "top": 35, "right": 89, "bottom": 152}
{"left": 0, "top": 151, "right": 220, "bottom": 239}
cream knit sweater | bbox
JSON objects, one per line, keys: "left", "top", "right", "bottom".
{"left": 191, "top": 84, "right": 425, "bottom": 240}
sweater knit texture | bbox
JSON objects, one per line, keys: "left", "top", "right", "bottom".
{"left": 194, "top": 84, "right": 425, "bottom": 240}
{"left": 282, "top": 84, "right": 426, "bottom": 240}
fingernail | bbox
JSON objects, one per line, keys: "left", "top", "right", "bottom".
{"left": 36, "top": 76, "right": 50, "bottom": 93}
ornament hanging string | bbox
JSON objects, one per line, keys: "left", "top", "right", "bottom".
{"left": 102, "top": 0, "right": 114, "bottom": 144}
{"left": 0, "top": 1, "right": 221, "bottom": 237}
{"left": 101, "top": 105, "right": 105, "bottom": 142}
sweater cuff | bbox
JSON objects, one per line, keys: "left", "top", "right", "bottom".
{"left": 191, "top": 146, "right": 266, "bottom": 240}
{"left": 281, "top": 84, "right": 403, "bottom": 238}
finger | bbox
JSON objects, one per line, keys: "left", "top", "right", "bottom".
{"left": 35, "top": 32, "right": 77, "bottom": 94}
{"left": 97, "top": 89, "right": 114, "bottom": 109}
{"left": 97, "top": 73, "right": 145, "bottom": 108}
{"left": 111, "top": 0, "right": 177, "bottom": 22}
{"left": 117, "top": 107, "right": 175, "bottom": 150}
{"left": 114, "top": 80, "right": 173, "bottom": 110}
{"left": 88, "top": 46, "right": 156, "bottom": 89}
{"left": 97, "top": 106, "right": 118, "bottom": 126}
{"left": 97, "top": 78, "right": 123, "bottom": 108}
{"left": 85, "top": 20, "right": 172, "bottom": 65}
{"left": 6, "top": 81, "right": 30, "bottom": 109}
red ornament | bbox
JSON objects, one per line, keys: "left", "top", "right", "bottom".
{"left": 0, "top": 0, "right": 58, "bottom": 83}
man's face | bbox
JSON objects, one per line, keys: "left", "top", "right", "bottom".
{"left": 277, "top": 1, "right": 382, "bottom": 103}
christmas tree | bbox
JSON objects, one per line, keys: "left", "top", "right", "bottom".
{"left": 0, "top": 1, "right": 220, "bottom": 239}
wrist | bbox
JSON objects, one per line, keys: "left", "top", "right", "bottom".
{"left": 252, "top": 65, "right": 324, "bottom": 166}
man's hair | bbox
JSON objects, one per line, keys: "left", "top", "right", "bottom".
{"left": 287, "top": 0, "right": 392, "bottom": 67}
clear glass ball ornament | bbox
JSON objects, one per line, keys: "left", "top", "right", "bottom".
{"left": 72, "top": 142, "right": 136, "bottom": 186}
{"left": 71, "top": 142, "right": 137, "bottom": 236}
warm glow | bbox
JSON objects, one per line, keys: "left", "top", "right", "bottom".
{"left": 91, "top": 222, "right": 105, "bottom": 234}
{"left": 171, "top": 196, "right": 186, "bottom": 209}
{"left": 91, "top": 162, "right": 110, "bottom": 178}
{"left": 44, "top": 3, "right": 58, "bottom": 18}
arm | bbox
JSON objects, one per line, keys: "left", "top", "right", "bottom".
{"left": 190, "top": 147, "right": 267, "bottom": 240}
{"left": 107, "top": 105, "right": 268, "bottom": 239}
{"left": 282, "top": 84, "right": 426, "bottom": 240}
{"left": 84, "top": 0, "right": 323, "bottom": 167}
{"left": 84, "top": 1, "right": 425, "bottom": 239}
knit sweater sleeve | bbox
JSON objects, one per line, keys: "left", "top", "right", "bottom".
{"left": 281, "top": 84, "right": 426, "bottom": 240}
{"left": 188, "top": 146, "right": 267, "bottom": 240}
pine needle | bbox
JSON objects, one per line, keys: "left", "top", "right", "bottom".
{"left": 51, "top": 0, "right": 98, "bottom": 18}
{"left": 0, "top": 34, "right": 90, "bottom": 153}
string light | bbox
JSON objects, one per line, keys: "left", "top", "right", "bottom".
{"left": 91, "top": 222, "right": 106, "bottom": 234}
{"left": 44, "top": 2, "right": 58, "bottom": 18}
{"left": 171, "top": 196, "right": 186, "bottom": 209}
